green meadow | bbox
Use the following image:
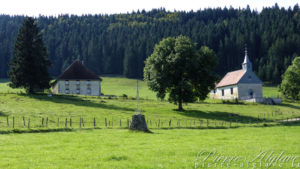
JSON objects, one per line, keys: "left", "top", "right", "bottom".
{"left": 0, "top": 77, "right": 300, "bottom": 168}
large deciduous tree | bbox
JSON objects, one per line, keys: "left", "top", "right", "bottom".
{"left": 8, "top": 17, "right": 51, "bottom": 94}
{"left": 144, "top": 36, "right": 218, "bottom": 110}
{"left": 279, "top": 56, "right": 300, "bottom": 100}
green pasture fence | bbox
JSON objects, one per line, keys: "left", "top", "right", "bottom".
{"left": 0, "top": 113, "right": 299, "bottom": 130}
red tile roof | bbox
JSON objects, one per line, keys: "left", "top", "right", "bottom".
{"left": 216, "top": 69, "right": 245, "bottom": 88}
{"left": 57, "top": 61, "right": 102, "bottom": 81}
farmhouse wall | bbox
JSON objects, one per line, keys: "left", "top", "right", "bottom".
{"left": 53, "top": 80, "right": 101, "bottom": 96}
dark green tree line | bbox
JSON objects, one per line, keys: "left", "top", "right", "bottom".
{"left": 0, "top": 4, "right": 300, "bottom": 84}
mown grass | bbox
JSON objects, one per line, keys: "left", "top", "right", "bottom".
{"left": 0, "top": 77, "right": 300, "bottom": 168}
{"left": 0, "top": 77, "right": 299, "bottom": 129}
{"left": 0, "top": 126, "right": 299, "bottom": 169}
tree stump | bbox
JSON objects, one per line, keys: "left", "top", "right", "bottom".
{"left": 130, "top": 114, "right": 149, "bottom": 132}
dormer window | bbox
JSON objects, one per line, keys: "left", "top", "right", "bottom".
{"left": 86, "top": 80, "right": 91, "bottom": 85}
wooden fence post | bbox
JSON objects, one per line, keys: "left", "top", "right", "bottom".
{"left": 80, "top": 118, "right": 82, "bottom": 128}
{"left": 169, "top": 120, "right": 171, "bottom": 127}
{"left": 94, "top": 118, "right": 96, "bottom": 128}
{"left": 82, "top": 118, "right": 84, "bottom": 127}
{"left": 46, "top": 117, "right": 48, "bottom": 127}
{"left": 105, "top": 118, "right": 107, "bottom": 128}
{"left": 7, "top": 116, "right": 9, "bottom": 127}
{"left": 42, "top": 117, "right": 44, "bottom": 126}
{"left": 23, "top": 116, "right": 25, "bottom": 127}
{"left": 13, "top": 116, "right": 15, "bottom": 128}
{"left": 28, "top": 118, "right": 30, "bottom": 128}
{"left": 57, "top": 118, "right": 59, "bottom": 127}
{"left": 65, "top": 118, "right": 67, "bottom": 128}
{"left": 70, "top": 117, "right": 72, "bottom": 127}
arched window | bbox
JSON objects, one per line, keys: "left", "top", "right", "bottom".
{"left": 248, "top": 89, "right": 253, "bottom": 98}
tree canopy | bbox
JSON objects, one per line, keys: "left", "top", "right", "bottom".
{"left": 279, "top": 56, "right": 300, "bottom": 100}
{"left": 0, "top": 5, "right": 300, "bottom": 83}
{"left": 144, "top": 36, "right": 218, "bottom": 110}
{"left": 8, "top": 17, "right": 51, "bottom": 94}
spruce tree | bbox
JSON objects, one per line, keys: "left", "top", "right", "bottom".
{"left": 8, "top": 17, "right": 51, "bottom": 94}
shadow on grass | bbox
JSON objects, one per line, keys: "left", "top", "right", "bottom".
{"left": 0, "top": 111, "right": 8, "bottom": 117}
{"left": 18, "top": 93, "right": 135, "bottom": 112}
{"left": 176, "top": 109, "right": 271, "bottom": 123}
{"left": 0, "top": 127, "right": 103, "bottom": 134}
{"left": 278, "top": 103, "right": 300, "bottom": 110}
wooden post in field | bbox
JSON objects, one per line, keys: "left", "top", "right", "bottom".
{"left": 158, "top": 119, "right": 160, "bottom": 128}
{"left": 13, "top": 116, "right": 15, "bottom": 128}
{"left": 94, "top": 118, "right": 96, "bottom": 128}
{"left": 169, "top": 120, "right": 171, "bottom": 127}
{"left": 119, "top": 119, "right": 121, "bottom": 127}
{"left": 46, "top": 117, "right": 48, "bottom": 127}
{"left": 65, "top": 118, "right": 67, "bottom": 128}
{"left": 82, "top": 118, "right": 84, "bottom": 127}
{"left": 7, "top": 116, "right": 9, "bottom": 127}
{"left": 42, "top": 117, "right": 44, "bottom": 126}
{"left": 23, "top": 116, "right": 25, "bottom": 127}
{"left": 105, "top": 118, "right": 107, "bottom": 128}
{"left": 57, "top": 118, "right": 59, "bottom": 127}
{"left": 80, "top": 118, "right": 82, "bottom": 128}
{"left": 28, "top": 118, "right": 30, "bottom": 128}
{"left": 70, "top": 118, "right": 72, "bottom": 127}
{"left": 127, "top": 119, "right": 129, "bottom": 128}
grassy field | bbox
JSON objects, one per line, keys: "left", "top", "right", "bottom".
{"left": 0, "top": 77, "right": 300, "bottom": 168}
{"left": 0, "top": 77, "right": 299, "bottom": 129}
{"left": 0, "top": 126, "right": 299, "bottom": 169}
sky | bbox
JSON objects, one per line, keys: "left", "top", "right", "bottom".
{"left": 0, "top": 0, "right": 299, "bottom": 17}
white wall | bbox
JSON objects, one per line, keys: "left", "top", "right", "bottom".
{"left": 53, "top": 80, "right": 101, "bottom": 96}
{"left": 237, "top": 83, "right": 262, "bottom": 100}
{"left": 210, "top": 85, "right": 238, "bottom": 99}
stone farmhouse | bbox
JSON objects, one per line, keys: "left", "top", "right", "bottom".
{"left": 52, "top": 61, "right": 102, "bottom": 96}
{"left": 210, "top": 48, "right": 263, "bottom": 102}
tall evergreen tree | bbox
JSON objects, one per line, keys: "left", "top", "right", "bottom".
{"left": 8, "top": 17, "right": 51, "bottom": 94}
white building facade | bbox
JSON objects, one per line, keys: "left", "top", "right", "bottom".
{"left": 210, "top": 48, "right": 263, "bottom": 102}
{"left": 52, "top": 61, "right": 102, "bottom": 96}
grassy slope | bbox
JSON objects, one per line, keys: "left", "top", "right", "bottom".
{"left": 0, "top": 77, "right": 299, "bottom": 128}
{"left": 0, "top": 77, "right": 300, "bottom": 168}
{"left": 0, "top": 126, "right": 299, "bottom": 169}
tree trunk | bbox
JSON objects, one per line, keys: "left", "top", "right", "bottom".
{"left": 178, "top": 99, "right": 183, "bottom": 111}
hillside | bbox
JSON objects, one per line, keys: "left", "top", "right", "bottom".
{"left": 0, "top": 5, "right": 300, "bottom": 83}
{"left": 0, "top": 77, "right": 299, "bottom": 130}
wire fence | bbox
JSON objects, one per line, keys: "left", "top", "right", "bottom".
{"left": 0, "top": 113, "right": 299, "bottom": 130}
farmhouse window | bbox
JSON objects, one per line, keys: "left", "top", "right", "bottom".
{"left": 76, "top": 80, "right": 80, "bottom": 85}
{"left": 87, "top": 88, "right": 91, "bottom": 94}
{"left": 76, "top": 89, "right": 80, "bottom": 94}
{"left": 222, "top": 89, "right": 224, "bottom": 96}
{"left": 65, "top": 89, "right": 70, "bottom": 94}
{"left": 86, "top": 80, "right": 91, "bottom": 85}
{"left": 230, "top": 88, "right": 233, "bottom": 95}
{"left": 65, "top": 80, "right": 69, "bottom": 85}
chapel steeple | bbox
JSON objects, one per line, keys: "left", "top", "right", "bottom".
{"left": 242, "top": 47, "right": 252, "bottom": 71}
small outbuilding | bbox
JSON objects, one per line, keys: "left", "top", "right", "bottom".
{"left": 210, "top": 48, "right": 263, "bottom": 102}
{"left": 52, "top": 61, "right": 102, "bottom": 96}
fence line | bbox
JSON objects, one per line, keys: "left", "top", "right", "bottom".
{"left": 0, "top": 113, "right": 298, "bottom": 130}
